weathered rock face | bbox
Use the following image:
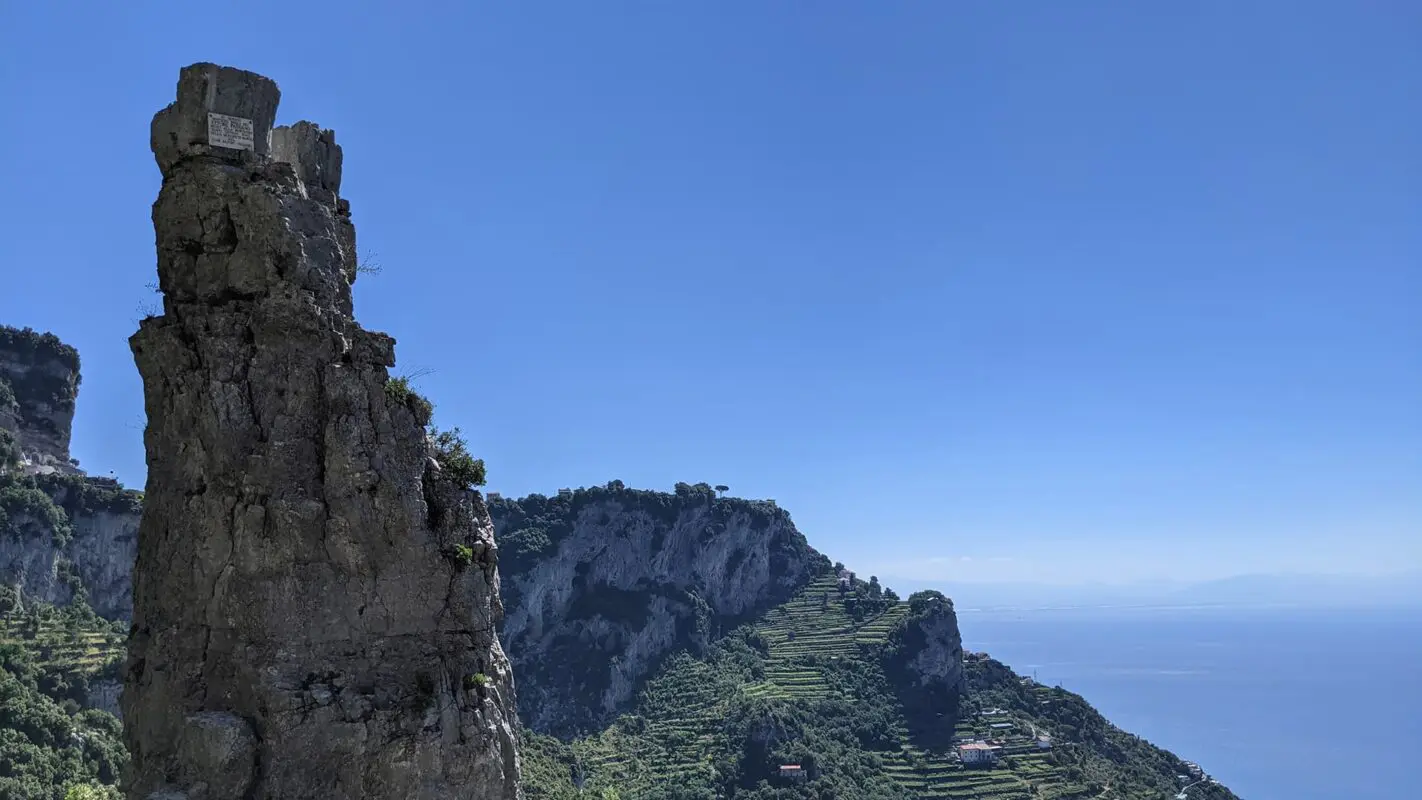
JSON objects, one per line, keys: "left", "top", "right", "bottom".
{"left": 903, "top": 594, "right": 965, "bottom": 693}
{"left": 489, "top": 483, "right": 827, "bottom": 737}
{"left": 124, "top": 63, "right": 520, "bottom": 799}
{"left": 0, "top": 515, "right": 76, "bottom": 608}
{"left": 66, "top": 504, "right": 140, "bottom": 618}
{"left": 883, "top": 589, "right": 965, "bottom": 735}
{"left": 87, "top": 677, "right": 125, "bottom": 719}
{"left": 0, "top": 325, "right": 82, "bottom": 475}
{"left": 0, "top": 476, "right": 142, "bottom": 618}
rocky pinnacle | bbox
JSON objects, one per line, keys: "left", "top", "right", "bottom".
{"left": 125, "top": 64, "right": 520, "bottom": 799}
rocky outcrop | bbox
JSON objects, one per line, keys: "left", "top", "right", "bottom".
{"left": 124, "top": 63, "right": 519, "bottom": 799}
{"left": 883, "top": 589, "right": 965, "bottom": 747}
{"left": 0, "top": 515, "right": 77, "bottom": 608}
{"left": 901, "top": 592, "right": 965, "bottom": 692}
{"left": 87, "top": 677, "right": 124, "bottom": 719}
{"left": 489, "top": 482, "right": 828, "bottom": 737}
{"left": 0, "top": 476, "right": 141, "bottom": 618}
{"left": 65, "top": 501, "right": 140, "bottom": 619}
{"left": 0, "top": 326, "right": 81, "bottom": 475}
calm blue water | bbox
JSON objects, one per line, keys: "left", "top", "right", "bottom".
{"left": 958, "top": 605, "right": 1422, "bottom": 800}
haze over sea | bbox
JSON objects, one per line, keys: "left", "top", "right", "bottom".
{"left": 955, "top": 604, "right": 1422, "bottom": 800}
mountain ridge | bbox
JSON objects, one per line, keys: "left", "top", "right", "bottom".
{"left": 491, "top": 483, "right": 1238, "bottom": 799}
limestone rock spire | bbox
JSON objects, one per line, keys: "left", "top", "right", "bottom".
{"left": 125, "top": 62, "right": 521, "bottom": 799}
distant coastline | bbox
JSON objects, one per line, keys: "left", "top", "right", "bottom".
{"left": 958, "top": 604, "right": 1421, "bottom": 800}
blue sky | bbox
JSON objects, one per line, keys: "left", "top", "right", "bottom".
{"left": 1, "top": 2, "right": 1417, "bottom": 586}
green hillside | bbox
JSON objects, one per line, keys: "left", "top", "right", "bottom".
{"left": 520, "top": 570, "right": 1237, "bottom": 800}
{"left": 0, "top": 602, "right": 126, "bottom": 688}
{"left": 0, "top": 602, "right": 126, "bottom": 800}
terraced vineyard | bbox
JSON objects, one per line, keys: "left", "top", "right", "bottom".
{"left": 521, "top": 571, "right": 1181, "bottom": 799}
{"left": 0, "top": 609, "right": 126, "bottom": 677}
{"left": 753, "top": 574, "right": 904, "bottom": 699}
{"left": 749, "top": 576, "right": 1114, "bottom": 799}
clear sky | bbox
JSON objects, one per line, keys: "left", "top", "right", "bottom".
{"left": 1, "top": 2, "right": 1417, "bottom": 587}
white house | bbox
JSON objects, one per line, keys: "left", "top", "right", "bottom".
{"left": 956, "top": 742, "right": 996, "bottom": 765}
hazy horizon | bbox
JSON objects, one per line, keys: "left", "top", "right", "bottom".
{"left": 884, "top": 569, "right": 1422, "bottom": 611}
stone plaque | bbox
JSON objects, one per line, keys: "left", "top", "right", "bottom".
{"left": 207, "top": 112, "right": 254, "bottom": 151}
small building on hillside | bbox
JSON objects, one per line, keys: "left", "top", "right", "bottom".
{"left": 956, "top": 742, "right": 997, "bottom": 766}
{"left": 1037, "top": 736, "right": 1053, "bottom": 750}
{"left": 837, "top": 568, "right": 856, "bottom": 592}
{"left": 778, "top": 765, "right": 807, "bottom": 783}
{"left": 486, "top": 492, "right": 502, "bottom": 501}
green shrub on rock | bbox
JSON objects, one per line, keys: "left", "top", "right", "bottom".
{"left": 430, "top": 427, "right": 486, "bottom": 488}
{"left": 384, "top": 376, "right": 434, "bottom": 426}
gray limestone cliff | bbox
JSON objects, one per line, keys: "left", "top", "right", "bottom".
{"left": 0, "top": 326, "right": 82, "bottom": 475}
{"left": 489, "top": 482, "right": 829, "bottom": 737}
{"left": 898, "top": 592, "right": 965, "bottom": 694}
{"left": 883, "top": 589, "right": 965, "bottom": 744}
{"left": 1, "top": 324, "right": 142, "bottom": 619}
{"left": 123, "top": 63, "right": 520, "bottom": 799}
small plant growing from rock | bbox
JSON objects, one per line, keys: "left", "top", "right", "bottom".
{"left": 464, "top": 671, "right": 492, "bottom": 700}
{"left": 384, "top": 375, "right": 434, "bottom": 426}
{"left": 444, "top": 543, "right": 475, "bottom": 567}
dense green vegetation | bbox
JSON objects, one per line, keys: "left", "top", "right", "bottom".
{"left": 0, "top": 473, "right": 73, "bottom": 547}
{"left": 520, "top": 571, "right": 1238, "bottom": 800}
{"left": 0, "top": 602, "right": 126, "bottom": 800}
{"left": 0, "top": 330, "right": 79, "bottom": 376}
{"left": 32, "top": 475, "right": 142, "bottom": 520}
{"left": 0, "top": 431, "right": 19, "bottom": 473}
{"left": 0, "top": 327, "right": 81, "bottom": 414}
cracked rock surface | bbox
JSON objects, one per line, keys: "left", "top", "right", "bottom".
{"left": 124, "top": 63, "right": 520, "bottom": 800}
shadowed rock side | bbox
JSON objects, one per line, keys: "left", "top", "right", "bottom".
{"left": 124, "top": 63, "right": 520, "bottom": 799}
{"left": 882, "top": 590, "right": 965, "bottom": 752}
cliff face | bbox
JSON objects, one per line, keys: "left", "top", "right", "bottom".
{"left": 0, "top": 326, "right": 81, "bottom": 475}
{"left": 61, "top": 488, "right": 142, "bottom": 619}
{"left": 881, "top": 589, "right": 966, "bottom": 752}
{"left": 489, "top": 482, "right": 828, "bottom": 737}
{"left": 899, "top": 592, "right": 964, "bottom": 694}
{"left": 0, "top": 325, "right": 141, "bottom": 620}
{"left": 123, "top": 63, "right": 519, "bottom": 799}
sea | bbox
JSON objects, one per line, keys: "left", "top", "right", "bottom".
{"left": 957, "top": 604, "right": 1422, "bottom": 800}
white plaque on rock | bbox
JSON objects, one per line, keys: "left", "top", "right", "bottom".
{"left": 208, "top": 112, "right": 255, "bottom": 151}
